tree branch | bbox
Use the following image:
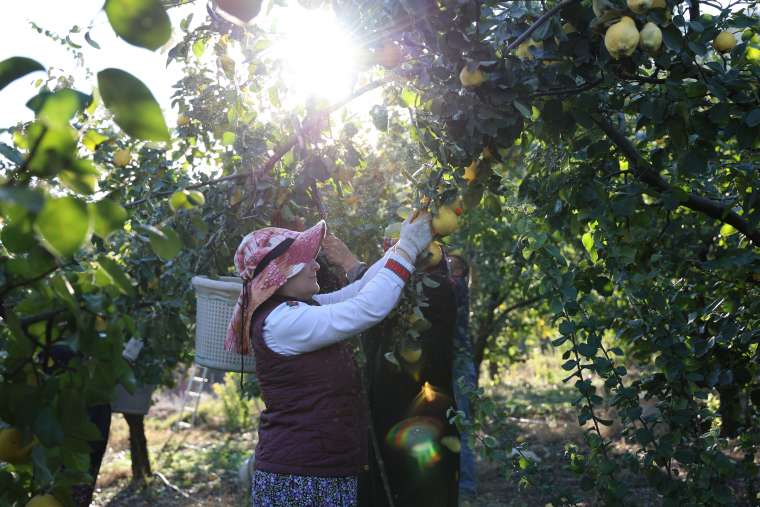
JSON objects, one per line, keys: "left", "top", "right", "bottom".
{"left": 529, "top": 78, "right": 603, "bottom": 98}
{"left": 593, "top": 114, "right": 760, "bottom": 248}
{"left": 0, "top": 265, "right": 59, "bottom": 298}
{"left": 125, "top": 78, "right": 390, "bottom": 209}
{"left": 506, "top": 0, "right": 581, "bottom": 53}
{"left": 474, "top": 294, "right": 545, "bottom": 367}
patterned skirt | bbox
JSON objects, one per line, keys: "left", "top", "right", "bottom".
{"left": 251, "top": 470, "right": 358, "bottom": 507}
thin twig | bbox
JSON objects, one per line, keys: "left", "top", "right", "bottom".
{"left": 153, "top": 471, "right": 191, "bottom": 498}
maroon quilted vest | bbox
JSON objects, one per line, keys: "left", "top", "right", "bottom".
{"left": 250, "top": 295, "right": 368, "bottom": 477}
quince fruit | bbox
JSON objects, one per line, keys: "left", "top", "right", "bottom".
{"left": 459, "top": 65, "right": 486, "bottom": 87}
{"left": 113, "top": 148, "right": 131, "bottom": 167}
{"left": 515, "top": 39, "right": 543, "bottom": 60}
{"left": 713, "top": 31, "right": 736, "bottom": 53}
{"left": 639, "top": 22, "right": 662, "bottom": 54}
{"left": 605, "top": 17, "right": 640, "bottom": 60}
{"left": 399, "top": 339, "right": 422, "bottom": 363}
{"left": 0, "top": 428, "right": 34, "bottom": 464}
{"left": 26, "top": 495, "right": 63, "bottom": 507}
{"left": 432, "top": 206, "right": 459, "bottom": 237}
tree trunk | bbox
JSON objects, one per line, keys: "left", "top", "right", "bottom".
{"left": 124, "top": 413, "right": 152, "bottom": 482}
{"left": 717, "top": 384, "right": 742, "bottom": 438}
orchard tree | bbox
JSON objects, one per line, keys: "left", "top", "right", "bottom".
{"left": 331, "top": 0, "right": 760, "bottom": 503}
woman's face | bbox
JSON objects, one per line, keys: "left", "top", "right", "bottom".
{"left": 276, "top": 258, "right": 320, "bottom": 300}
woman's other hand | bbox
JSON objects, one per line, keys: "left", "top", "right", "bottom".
{"left": 322, "top": 233, "right": 360, "bottom": 272}
{"left": 396, "top": 211, "right": 433, "bottom": 260}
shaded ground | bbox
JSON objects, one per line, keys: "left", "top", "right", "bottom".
{"left": 92, "top": 353, "right": 661, "bottom": 506}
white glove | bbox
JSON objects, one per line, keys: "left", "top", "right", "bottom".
{"left": 396, "top": 211, "right": 432, "bottom": 259}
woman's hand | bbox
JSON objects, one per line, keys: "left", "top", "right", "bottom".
{"left": 396, "top": 211, "right": 433, "bottom": 260}
{"left": 322, "top": 233, "right": 360, "bottom": 272}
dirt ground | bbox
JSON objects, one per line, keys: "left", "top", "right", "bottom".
{"left": 91, "top": 354, "right": 661, "bottom": 507}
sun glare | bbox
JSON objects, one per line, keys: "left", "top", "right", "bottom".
{"left": 271, "top": 6, "right": 358, "bottom": 106}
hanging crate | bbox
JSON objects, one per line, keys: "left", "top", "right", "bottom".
{"left": 192, "top": 276, "right": 256, "bottom": 372}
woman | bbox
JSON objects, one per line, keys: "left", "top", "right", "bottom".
{"left": 225, "top": 212, "right": 432, "bottom": 507}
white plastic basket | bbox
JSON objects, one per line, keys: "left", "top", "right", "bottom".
{"left": 192, "top": 276, "right": 256, "bottom": 373}
{"left": 111, "top": 384, "right": 156, "bottom": 415}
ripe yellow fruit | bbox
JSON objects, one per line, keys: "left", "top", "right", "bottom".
{"left": 464, "top": 161, "right": 478, "bottom": 183}
{"left": 605, "top": 17, "right": 640, "bottom": 60}
{"left": 441, "top": 436, "right": 461, "bottom": 453}
{"left": 113, "top": 148, "right": 131, "bottom": 167}
{"left": 639, "top": 22, "right": 662, "bottom": 54}
{"left": 0, "top": 428, "right": 33, "bottom": 464}
{"left": 399, "top": 340, "right": 422, "bottom": 363}
{"left": 627, "top": 0, "right": 652, "bottom": 14}
{"left": 26, "top": 495, "right": 63, "bottom": 507}
{"left": 215, "top": 0, "right": 262, "bottom": 23}
{"left": 515, "top": 39, "right": 543, "bottom": 60}
{"left": 177, "top": 114, "right": 190, "bottom": 126}
{"left": 432, "top": 206, "right": 459, "bottom": 236}
{"left": 459, "top": 65, "right": 486, "bottom": 87}
{"left": 713, "top": 31, "right": 736, "bottom": 53}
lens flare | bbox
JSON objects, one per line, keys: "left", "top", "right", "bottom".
{"left": 386, "top": 416, "right": 443, "bottom": 469}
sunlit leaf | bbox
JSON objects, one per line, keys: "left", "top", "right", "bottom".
{"left": 140, "top": 224, "right": 182, "bottom": 260}
{"left": 82, "top": 130, "right": 110, "bottom": 152}
{"left": 34, "top": 196, "right": 91, "bottom": 257}
{"left": 59, "top": 171, "right": 99, "bottom": 195}
{"left": 88, "top": 198, "right": 127, "bottom": 239}
{"left": 97, "top": 256, "right": 136, "bottom": 296}
{"left": 104, "top": 0, "right": 171, "bottom": 51}
{"left": 23, "top": 121, "right": 78, "bottom": 177}
{"left": 97, "top": 68, "right": 170, "bottom": 142}
{"left": 0, "top": 57, "right": 44, "bottom": 92}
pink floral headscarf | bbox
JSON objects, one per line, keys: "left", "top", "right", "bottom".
{"left": 224, "top": 220, "right": 326, "bottom": 355}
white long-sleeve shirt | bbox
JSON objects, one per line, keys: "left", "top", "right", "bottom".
{"left": 262, "top": 249, "right": 413, "bottom": 355}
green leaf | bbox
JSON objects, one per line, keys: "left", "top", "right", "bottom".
{"left": 89, "top": 198, "right": 128, "bottom": 239}
{"left": 1, "top": 216, "right": 37, "bottom": 253}
{"left": 142, "top": 225, "right": 182, "bottom": 260}
{"left": 744, "top": 108, "right": 760, "bottom": 128}
{"left": 222, "top": 131, "right": 236, "bottom": 146}
{"left": 513, "top": 100, "right": 532, "bottom": 119}
{"left": 0, "top": 57, "right": 44, "bottom": 92}
{"left": 59, "top": 170, "right": 99, "bottom": 194}
{"left": 34, "top": 196, "right": 91, "bottom": 257}
{"left": 82, "top": 130, "right": 110, "bottom": 152}
{"left": 33, "top": 406, "right": 65, "bottom": 447}
{"left": 192, "top": 37, "right": 206, "bottom": 58}
{"left": 97, "top": 68, "right": 170, "bottom": 142}
{"left": 27, "top": 89, "right": 91, "bottom": 127}
{"left": 719, "top": 223, "right": 737, "bottom": 237}
{"left": 104, "top": 0, "right": 171, "bottom": 51}
{"left": 97, "top": 256, "right": 136, "bottom": 296}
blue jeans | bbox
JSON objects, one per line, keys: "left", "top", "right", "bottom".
{"left": 452, "top": 357, "right": 477, "bottom": 497}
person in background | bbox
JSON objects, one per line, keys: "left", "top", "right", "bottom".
{"left": 225, "top": 213, "right": 432, "bottom": 507}
{"left": 447, "top": 250, "right": 478, "bottom": 503}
